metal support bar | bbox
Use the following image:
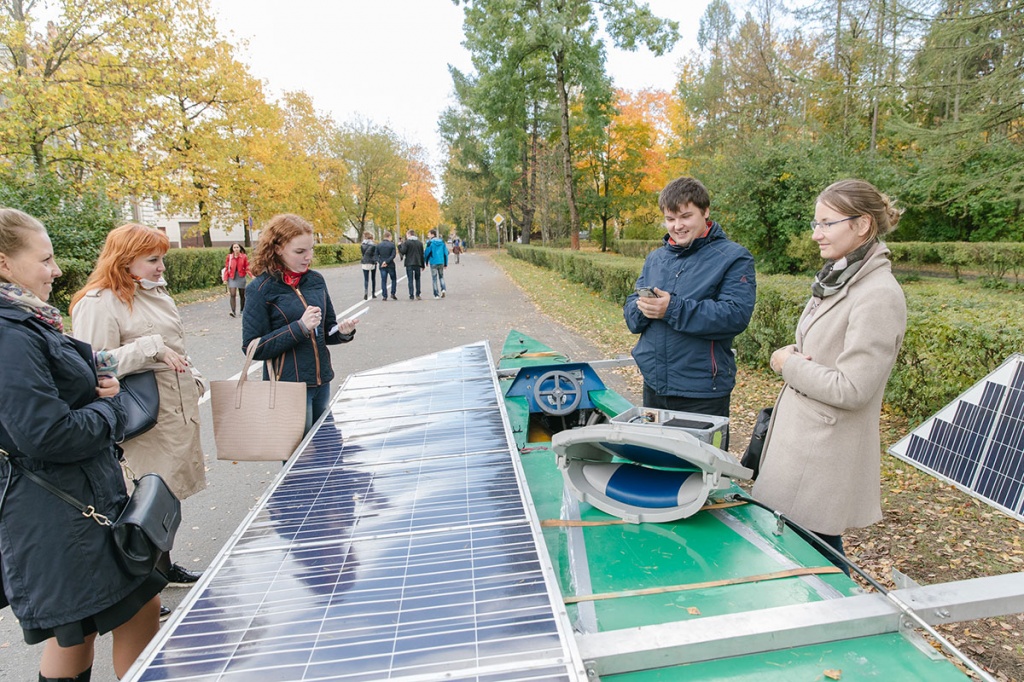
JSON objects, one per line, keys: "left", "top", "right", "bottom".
{"left": 578, "top": 572, "right": 1024, "bottom": 676}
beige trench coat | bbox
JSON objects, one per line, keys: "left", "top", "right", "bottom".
{"left": 751, "top": 243, "right": 906, "bottom": 535}
{"left": 71, "top": 286, "right": 207, "bottom": 500}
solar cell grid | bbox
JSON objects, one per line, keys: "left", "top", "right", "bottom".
{"left": 127, "top": 342, "right": 583, "bottom": 681}
{"left": 890, "top": 353, "right": 1024, "bottom": 521}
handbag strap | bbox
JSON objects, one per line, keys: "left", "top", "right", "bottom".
{"left": 0, "top": 448, "right": 111, "bottom": 526}
{"left": 237, "top": 338, "right": 280, "bottom": 409}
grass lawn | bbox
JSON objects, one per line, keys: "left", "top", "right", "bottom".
{"left": 492, "top": 251, "right": 1024, "bottom": 682}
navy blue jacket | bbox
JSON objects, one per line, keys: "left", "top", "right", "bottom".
{"left": 0, "top": 302, "right": 139, "bottom": 629}
{"left": 624, "top": 223, "right": 756, "bottom": 398}
{"left": 242, "top": 270, "right": 355, "bottom": 387}
{"left": 376, "top": 239, "right": 397, "bottom": 269}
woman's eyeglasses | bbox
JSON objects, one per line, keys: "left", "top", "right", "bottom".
{"left": 809, "top": 216, "right": 860, "bottom": 231}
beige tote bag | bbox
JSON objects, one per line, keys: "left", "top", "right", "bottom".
{"left": 212, "top": 339, "right": 307, "bottom": 461}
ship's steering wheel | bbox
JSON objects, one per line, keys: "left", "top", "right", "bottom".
{"left": 533, "top": 370, "right": 583, "bottom": 416}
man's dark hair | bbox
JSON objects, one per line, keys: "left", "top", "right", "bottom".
{"left": 659, "top": 176, "right": 711, "bottom": 213}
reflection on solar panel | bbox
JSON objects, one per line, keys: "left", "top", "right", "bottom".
{"left": 889, "top": 353, "right": 1024, "bottom": 522}
{"left": 127, "top": 342, "right": 585, "bottom": 681}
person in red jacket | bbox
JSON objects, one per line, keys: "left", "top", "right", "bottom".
{"left": 223, "top": 243, "right": 249, "bottom": 317}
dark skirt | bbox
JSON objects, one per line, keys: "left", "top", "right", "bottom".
{"left": 22, "top": 569, "right": 167, "bottom": 647}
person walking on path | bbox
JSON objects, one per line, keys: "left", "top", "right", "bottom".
{"left": 398, "top": 229, "right": 425, "bottom": 300}
{"left": 71, "top": 223, "right": 208, "bottom": 598}
{"left": 360, "top": 231, "right": 378, "bottom": 300}
{"left": 424, "top": 228, "right": 449, "bottom": 299}
{"left": 623, "top": 176, "right": 756, "bottom": 446}
{"left": 0, "top": 208, "right": 162, "bottom": 682}
{"left": 243, "top": 214, "right": 360, "bottom": 433}
{"left": 376, "top": 231, "right": 398, "bottom": 301}
{"left": 752, "top": 179, "right": 906, "bottom": 572}
{"left": 223, "top": 243, "right": 249, "bottom": 317}
{"left": 451, "top": 234, "right": 463, "bottom": 264}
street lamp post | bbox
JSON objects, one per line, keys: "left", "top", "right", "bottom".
{"left": 395, "top": 182, "right": 409, "bottom": 234}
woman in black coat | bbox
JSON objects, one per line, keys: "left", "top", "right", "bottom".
{"left": 0, "top": 208, "right": 163, "bottom": 681}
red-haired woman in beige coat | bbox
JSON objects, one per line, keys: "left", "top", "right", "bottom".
{"left": 752, "top": 179, "right": 907, "bottom": 570}
{"left": 71, "top": 224, "right": 206, "bottom": 611}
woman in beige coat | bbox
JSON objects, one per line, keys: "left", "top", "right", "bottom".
{"left": 752, "top": 179, "right": 906, "bottom": 568}
{"left": 70, "top": 224, "right": 205, "bottom": 599}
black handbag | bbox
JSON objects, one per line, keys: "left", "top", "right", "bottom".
{"left": 2, "top": 452, "right": 180, "bottom": 577}
{"left": 118, "top": 370, "right": 159, "bottom": 441}
{"left": 740, "top": 407, "right": 773, "bottom": 480}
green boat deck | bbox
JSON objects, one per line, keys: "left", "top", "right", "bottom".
{"left": 499, "top": 330, "right": 970, "bottom": 680}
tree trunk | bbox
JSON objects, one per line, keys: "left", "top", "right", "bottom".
{"left": 554, "top": 49, "right": 581, "bottom": 250}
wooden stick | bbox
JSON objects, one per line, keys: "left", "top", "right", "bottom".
{"left": 564, "top": 566, "right": 844, "bottom": 604}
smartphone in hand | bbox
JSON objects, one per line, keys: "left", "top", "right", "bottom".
{"left": 636, "top": 287, "right": 657, "bottom": 298}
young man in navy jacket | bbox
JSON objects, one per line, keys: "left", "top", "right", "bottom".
{"left": 623, "top": 176, "right": 756, "bottom": 444}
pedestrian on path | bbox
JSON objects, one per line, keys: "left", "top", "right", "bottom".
{"left": 398, "top": 229, "right": 425, "bottom": 300}
{"left": 71, "top": 223, "right": 208, "bottom": 599}
{"left": 223, "top": 243, "right": 249, "bottom": 317}
{"left": 451, "top": 234, "right": 463, "bottom": 264}
{"left": 377, "top": 231, "right": 397, "bottom": 301}
{"left": 360, "top": 231, "right": 378, "bottom": 300}
{"left": 424, "top": 228, "right": 449, "bottom": 299}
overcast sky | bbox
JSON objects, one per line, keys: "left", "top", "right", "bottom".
{"left": 209, "top": 0, "right": 709, "bottom": 174}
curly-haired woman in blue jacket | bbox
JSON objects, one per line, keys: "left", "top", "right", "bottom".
{"left": 242, "top": 214, "right": 359, "bottom": 433}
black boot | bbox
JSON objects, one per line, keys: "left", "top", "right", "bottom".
{"left": 39, "top": 667, "right": 91, "bottom": 682}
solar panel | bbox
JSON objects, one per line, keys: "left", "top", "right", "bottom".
{"left": 889, "top": 353, "right": 1024, "bottom": 521}
{"left": 126, "top": 342, "right": 586, "bottom": 681}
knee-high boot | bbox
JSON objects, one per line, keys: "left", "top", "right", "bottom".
{"left": 39, "top": 667, "right": 91, "bottom": 682}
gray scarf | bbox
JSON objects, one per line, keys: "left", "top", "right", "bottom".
{"left": 811, "top": 239, "right": 877, "bottom": 299}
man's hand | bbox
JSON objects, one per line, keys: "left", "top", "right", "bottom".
{"left": 636, "top": 287, "right": 670, "bottom": 319}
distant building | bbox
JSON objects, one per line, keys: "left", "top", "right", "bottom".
{"left": 125, "top": 197, "right": 250, "bottom": 248}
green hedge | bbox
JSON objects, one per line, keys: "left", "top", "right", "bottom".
{"left": 506, "top": 243, "right": 639, "bottom": 304}
{"left": 506, "top": 244, "right": 1024, "bottom": 423}
{"left": 612, "top": 239, "right": 662, "bottom": 259}
{"left": 51, "top": 258, "right": 94, "bottom": 313}
{"left": 313, "top": 243, "right": 362, "bottom": 265}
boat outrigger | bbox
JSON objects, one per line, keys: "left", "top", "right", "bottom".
{"left": 124, "top": 331, "right": 1024, "bottom": 681}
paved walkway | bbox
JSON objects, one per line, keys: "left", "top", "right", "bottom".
{"left": 1, "top": 249, "right": 637, "bottom": 681}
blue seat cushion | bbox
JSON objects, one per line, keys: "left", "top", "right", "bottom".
{"left": 583, "top": 462, "right": 701, "bottom": 509}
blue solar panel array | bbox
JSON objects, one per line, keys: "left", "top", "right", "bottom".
{"left": 126, "top": 343, "right": 584, "bottom": 681}
{"left": 890, "top": 353, "right": 1024, "bottom": 521}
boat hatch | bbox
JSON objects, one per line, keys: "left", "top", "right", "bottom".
{"left": 552, "top": 410, "right": 753, "bottom": 524}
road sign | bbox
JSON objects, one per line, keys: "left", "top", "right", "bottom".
{"left": 493, "top": 213, "right": 504, "bottom": 226}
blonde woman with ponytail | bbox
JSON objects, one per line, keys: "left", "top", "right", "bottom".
{"left": 752, "top": 179, "right": 907, "bottom": 572}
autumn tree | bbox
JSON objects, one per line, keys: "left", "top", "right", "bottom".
{"left": 453, "top": 0, "right": 679, "bottom": 249}
{"left": 337, "top": 118, "right": 407, "bottom": 238}
{"left": 0, "top": 0, "right": 176, "bottom": 192}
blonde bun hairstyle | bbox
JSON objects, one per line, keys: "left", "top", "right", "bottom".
{"left": 817, "top": 179, "right": 902, "bottom": 240}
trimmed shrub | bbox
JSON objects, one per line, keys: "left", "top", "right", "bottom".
{"left": 506, "top": 245, "right": 1024, "bottom": 424}
{"left": 51, "top": 258, "right": 94, "bottom": 313}
{"left": 733, "top": 275, "right": 807, "bottom": 368}
{"left": 613, "top": 239, "right": 663, "bottom": 259}
{"left": 163, "top": 248, "right": 230, "bottom": 292}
